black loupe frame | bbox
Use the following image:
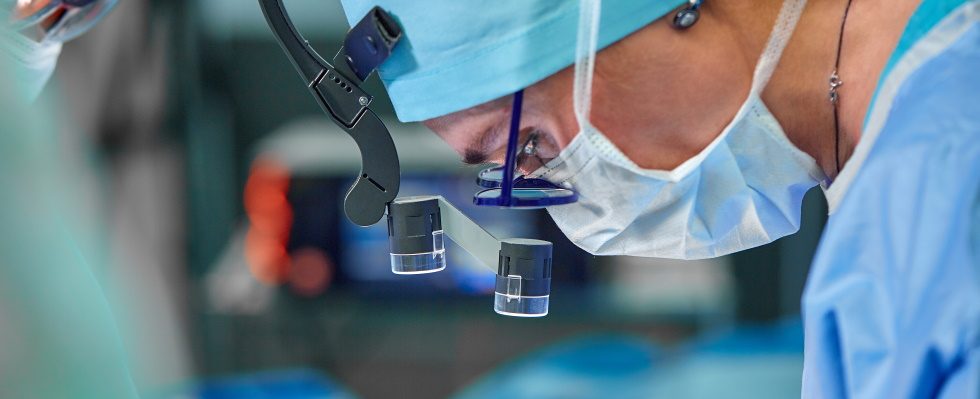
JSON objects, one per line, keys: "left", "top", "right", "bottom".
{"left": 258, "top": 0, "right": 403, "bottom": 226}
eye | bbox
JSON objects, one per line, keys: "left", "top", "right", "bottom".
{"left": 516, "top": 131, "right": 554, "bottom": 173}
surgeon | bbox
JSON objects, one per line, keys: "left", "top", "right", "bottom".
{"left": 337, "top": 0, "right": 979, "bottom": 397}
{"left": 0, "top": 1, "right": 138, "bottom": 398}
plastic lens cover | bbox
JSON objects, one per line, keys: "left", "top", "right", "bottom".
{"left": 390, "top": 230, "right": 446, "bottom": 274}
{"left": 473, "top": 186, "right": 577, "bottom": 208}
{"left": 473, "top": 90, "right": 577, "bottom": 209}
{"left": 476, "top": 166, "right": 504, "bottom": 188}
{"left": 474, "top": 174, "right": 577, "bottom": 208}
{"left": 494, "top": 292, "right": 549, "bottom": 317}
{"left": 477, "top": 167, "right": 568, "bottom": 190}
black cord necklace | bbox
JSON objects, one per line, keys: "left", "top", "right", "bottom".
{"left": 829, "top": 0, "right": 855, "bottom": 176}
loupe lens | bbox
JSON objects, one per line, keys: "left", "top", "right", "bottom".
{"left": 493, "top": 239, "right": 552, "bottom": 317}
{"left": 494, "top": 278, "right": 549, "bottom": 317}
{"left": 476, "top": 166, "right": 504, "bottom": 188}
{"left": 390, "top": 229, "right": 445, "bottom": 274}
{"left": 387, "top": 196, "right": 446, "bottom": 274}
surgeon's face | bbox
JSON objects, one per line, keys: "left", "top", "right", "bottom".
{"left": 423, "top": 12, "right": 753, "bottom": 172}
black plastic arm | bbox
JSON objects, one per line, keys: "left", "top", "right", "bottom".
{"left": 341, "top": 109, "right": 400, "bottom": 227}
{"left": 257, "top": 0, "right": 328, "bottom": 83}
{"left": 258, "top": 0, "right": 401, "bottom": 226}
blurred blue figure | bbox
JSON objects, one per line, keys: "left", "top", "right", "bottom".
{"left": 648, "top": 320, "right": 806, "bottom": 399}
{"left": 452, "top": 334, "right": 663, "bottom": 399}
{"left": 0, "top": 1, "right": 134, "bottom": 399}
{"left": 160, "top": 369, "right": 357, "bottom": 399}
{"left": 454, "top": 322, "right": 807, "bottom": 399}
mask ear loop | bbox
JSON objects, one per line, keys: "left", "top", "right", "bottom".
{"left": 574, "top": 0, "right": 601, "bottom": 136}
{"left": 750, "top": 0, "right": 807, "bottom": 96}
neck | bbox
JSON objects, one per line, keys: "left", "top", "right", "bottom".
{"left": 759, "top": 0, "right": 920, "bottom": 179}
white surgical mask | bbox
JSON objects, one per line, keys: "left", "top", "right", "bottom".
{"left": 0, "top": 30, "right": 61, "bottom": 102}
{"left": 529, "top": 0, "right": 825, "bottom": 260}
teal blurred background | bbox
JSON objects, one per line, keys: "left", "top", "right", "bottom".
{"left": 2, "top": 1, "right": 830, "bottom": 398}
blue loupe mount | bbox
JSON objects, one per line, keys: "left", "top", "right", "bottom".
{"left": 472, "top": 90, "right": 578, "bottom": 208}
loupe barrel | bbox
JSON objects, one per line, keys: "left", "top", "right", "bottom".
{"left": 494, "top": 239, "right": 552, "bottom": 317}
{"left": 386, "top": 196, "right": 445, "bottom": 274}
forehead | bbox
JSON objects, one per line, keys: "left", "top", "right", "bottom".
{"left": 425, "top": 95, "right": 510, "bottom": 128}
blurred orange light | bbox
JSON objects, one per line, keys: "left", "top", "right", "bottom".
{"left": 245, "top": 229, "right": 291, "bottom": 285}
{"left": 244, "top": 158, "right": 292, "bottom": 232}
{"left": 288, "top": 247, "right": 335, "bottom": 297}
{"left": 243, "top": 157, "right": 293, "bottom": 285}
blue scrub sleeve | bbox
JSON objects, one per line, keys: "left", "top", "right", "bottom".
{"left": 802, "top": 3, "right": 980, "bottom": 397}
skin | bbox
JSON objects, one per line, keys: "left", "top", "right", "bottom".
{"left": 423, "top": 0, "right": 922, "bottom": 180}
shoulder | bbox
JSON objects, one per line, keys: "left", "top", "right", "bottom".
{"left": 862, "top": 0, "right": 979, "bottom": 172}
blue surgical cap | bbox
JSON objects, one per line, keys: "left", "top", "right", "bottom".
{"left": 339, "top": 1, "right": 685, "bottom": 122}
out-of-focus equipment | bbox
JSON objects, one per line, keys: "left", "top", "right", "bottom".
{"left": 3, "top": 0, "right": 119, "bottom": 43}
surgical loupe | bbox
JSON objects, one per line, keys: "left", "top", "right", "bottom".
{"left": 387, "top": 196, "right": 553, "bottom": 316}
{"left": 258, "top": 0, "right": 564, "bottom": 317}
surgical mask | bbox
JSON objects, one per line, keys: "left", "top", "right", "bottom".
{"left": 529, "top": 0, "right": 826, "bottom": 260}
{"left": 0, "top": 30, "right": 61, "bottom": 101}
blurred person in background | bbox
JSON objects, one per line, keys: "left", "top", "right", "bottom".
{"left": 0, "top": 0, "right": 188, "bottom": 397}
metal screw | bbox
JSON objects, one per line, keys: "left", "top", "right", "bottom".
{"left": 359, "top": 96, "right": 370, "bottom": 106}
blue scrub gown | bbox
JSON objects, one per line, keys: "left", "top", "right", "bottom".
{"left": 803, "top": 1, "right": 980, "bottom": 397}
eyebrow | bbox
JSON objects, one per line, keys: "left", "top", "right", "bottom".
{"left": 463, "top": 149, "right": 490, "bottom": 165}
